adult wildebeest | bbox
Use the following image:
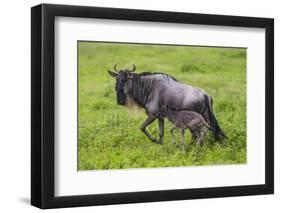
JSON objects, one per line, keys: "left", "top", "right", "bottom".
{"left": 108, "top": 64, "right": 226, "bottom": 144}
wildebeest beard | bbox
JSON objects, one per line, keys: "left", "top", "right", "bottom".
{"left": 115, "top": 80, "right": 127, "bottom": 105}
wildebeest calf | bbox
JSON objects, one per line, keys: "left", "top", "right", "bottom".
{"left": 165, "top": 107, "right": 211, "bottom": 152}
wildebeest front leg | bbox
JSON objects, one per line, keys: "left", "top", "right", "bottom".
{"left": 169, "top": 126, "right": 177, "bottom": 145}
{"left": 140, "top": 115, "right": 158, "bottom": 143}
{"left": 180, "top": 129, "right": 186, "bottom": 154}
{"left": 158, "top": 118, "right": 164, "bottom": 144}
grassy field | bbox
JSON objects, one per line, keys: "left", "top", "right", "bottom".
{"left": 78, "top": 41, "right": 247, "bottom": 170}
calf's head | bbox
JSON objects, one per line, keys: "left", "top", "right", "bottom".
{"left": 108, "top": 64, "right": 136, "bottom": 105}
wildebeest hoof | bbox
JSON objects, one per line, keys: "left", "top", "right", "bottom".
{"left": 156, "top": 140, "right": 163, "bottom": 145}
{"left": 151, "top": 138, "right": 159, "bottom": 144}
{"left": 176, "top": 144, "right": 186, "bottom": 154}
{"left": 152, "top": 138, "right": 163, "bottom": 145}
{"left": 196, "top": 141, "right": 203, "bottom": 146}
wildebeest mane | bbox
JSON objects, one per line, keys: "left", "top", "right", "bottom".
{"left": 125, "top": 72, "right": 177, "bottom": 117}
{"left": 129, "top": 74, "right": 153, "bottom": 108}
{"left": 137, "top": 72, "right": 178, "bottom": 82}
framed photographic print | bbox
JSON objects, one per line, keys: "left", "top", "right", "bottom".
{"left": 31, "top": 3, "right": 274, "bottom": 209}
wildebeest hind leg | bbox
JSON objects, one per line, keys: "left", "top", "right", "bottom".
{"left": 190, "top": 129, "right": 196, "bottom": 144}
{"left": 140, "top": 115, "right": 158, "bottom": 143}
{"left": 196, "top": 131, "right": 206, "bottom": 145}
{"left": 158, "top": 118, "right": 164, "bottom": 144}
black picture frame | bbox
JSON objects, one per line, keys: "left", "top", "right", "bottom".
{"left": 31, "top": 3, "right": 274, "bottom": 209}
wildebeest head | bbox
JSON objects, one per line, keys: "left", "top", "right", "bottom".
{"left": 108, "top": 64, "right": 136, "bottom": 105}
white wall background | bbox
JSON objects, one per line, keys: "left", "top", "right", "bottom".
{"left": 0, "top": 0, "right": 279, "bottom": 212}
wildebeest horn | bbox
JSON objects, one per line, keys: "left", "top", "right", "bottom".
{"left": 128, "top": 64, "right": 136, "bottom": 72}
{"left": 113, "top": 63, "right": 119, "bottom": 72}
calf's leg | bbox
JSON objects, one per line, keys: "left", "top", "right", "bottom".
{"left": 169, "top": 126, "right": 177, "bottom": 145}
{"left": 180, "top": 129, "right": 186, "bottom": 153}
{"left": 189, "top": 129, "right": 196, "bottom": 144}
{"left": 196, "top": 130, "right": 206, "bottom": 145}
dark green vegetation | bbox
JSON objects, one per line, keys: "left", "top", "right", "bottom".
{"left": 78, "top": 42, "right": 246, "bottom": 170}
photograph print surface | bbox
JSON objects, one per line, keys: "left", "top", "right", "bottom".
{"left": 78, "top": 41, "right": 246, "bottom": 170}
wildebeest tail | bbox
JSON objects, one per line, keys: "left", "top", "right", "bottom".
{"left": 203, "top": 95, "right": 227, "bottom": 140}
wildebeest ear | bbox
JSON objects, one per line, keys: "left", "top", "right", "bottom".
{"left": 108, "top": 70, "right": 118, "bottom": 77}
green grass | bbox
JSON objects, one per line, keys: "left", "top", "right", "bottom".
{"left": 78, "top": 42, "right": 247, "bottom": 170}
